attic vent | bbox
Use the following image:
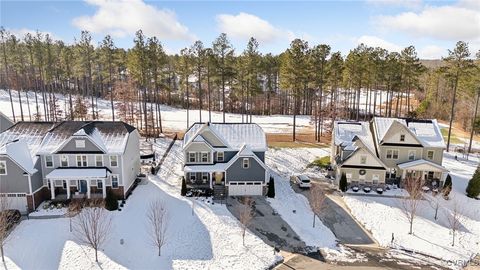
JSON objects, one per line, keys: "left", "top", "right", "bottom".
{"left": 76, "top": 140, "right": 85, "bottom": 148}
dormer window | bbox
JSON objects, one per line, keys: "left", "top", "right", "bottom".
{"left": 400, "top": 134, "right": 405, "bottom": 142}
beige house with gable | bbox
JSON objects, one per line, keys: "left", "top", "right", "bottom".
{"left": 332, "top": 117, "right": 448, "bottom": 188}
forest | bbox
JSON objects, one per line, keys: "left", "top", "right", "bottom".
{"left": 0, "top": 27, "right": 479, "bottom": 149}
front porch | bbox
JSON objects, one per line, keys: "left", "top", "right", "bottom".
{"left": 184, "top": 164, "right": 227, "bottom": 189}
{"left": 397, "top": 159, "right": 449, "bottom": 188}
{"left": 46, "top": 168, "right": 110, "bottom": 200}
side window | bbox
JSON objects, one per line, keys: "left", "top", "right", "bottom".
{"left": 110, "top": 155, "right": 118, "bottom": 167}
{"left": 45, "top": 155, "right": 54, "bottom": 168}
{"left": 0, "top": 161, "right": 6, "bottom": 175}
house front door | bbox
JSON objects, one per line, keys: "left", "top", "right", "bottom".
{"left": 215, "top": 172, "right": 223, "bottom": 185}
{"left": 79, "top": 180, "right": 87, "bottom": 193}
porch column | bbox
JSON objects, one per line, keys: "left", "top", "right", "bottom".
{"left": 401, "top": 169, "right": 406, "bottom": 180}
{"left": 421, "top": 171, "right": 425, "bottom": 181}
{"left": 87, "top": 180, "right": 91, "bottom": 199}
{"left": 66, "top": 180, "right": 71, "bottom": 199}
{"left": 102, "top": 179, "right": 106, "bottom": 198}
{"left": 209, "top": 172, "right": 213, "bottom": 189}
{"left": 50, "top": 179, "right": 55, "bottom": 200}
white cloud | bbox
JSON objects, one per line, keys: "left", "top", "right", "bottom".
{"left": 418, "top": 45, "right": 445, "bottom": 59}
{"left": 374, "top": 2, "right": 480, "bottom": 41}
{"left": 356, "top": 35, "right": 403, "bottom": 52}
{"left": 216, "top": 12, "right": 295, "bottom": 43}
{"left": 72, "top": 0, "right": 194, "bottom": 40}
{"left": 7, "top": 28, "right": 60, "bottom": 40}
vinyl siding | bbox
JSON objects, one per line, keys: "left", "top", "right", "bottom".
{"left": 226, "top": 157, "right": 266, "bottom": 183}
{"left": 57, "top": 137, "right": 104, "bottom": 153}
{"left": 0, "top": 156, "right": 30, "bottom": 193}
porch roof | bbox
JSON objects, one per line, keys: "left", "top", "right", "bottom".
{"left": 45, "top": 167, "right": 110, "bottom": 179}
{"left": 397, "top": 159, "right": 448, "bottom": 173}
{"left": 184, "top": 163, "right": 228, "bottom": 173}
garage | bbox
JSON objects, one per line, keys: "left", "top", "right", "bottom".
{"left": 1, "top": 194, "right": 28, "bottom": 214}
{"left": 228, "top": 182, "right": 263, "bottom": 196}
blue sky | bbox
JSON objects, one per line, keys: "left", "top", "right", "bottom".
{"left": 1, "top": 0, "right": 479, "bottom": 58}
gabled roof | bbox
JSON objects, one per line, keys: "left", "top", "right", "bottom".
{"left": 183, "top": 123, "right": 267, "bottom": 151}
{"left": 397, "top": 159, "right": 448, "bottom": 172}
{"left": 339, "top": 136, "right": 387, "bottom": 169}
{"left": 0, "top": 122, "right": 55, "bottom": 158}
{"left": 373, "top": 117, "right": 445, "bottom": 148}
{"left": 334, "top": 121, "right": 376, "bottom": 153}
{"left": 38, "top": 121, "right": 136, "bottom": 154}
{"left": 0, "top": 140, "right": 37, "bottom": 175}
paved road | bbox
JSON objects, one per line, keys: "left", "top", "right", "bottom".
{"left": 226, "top": 196, "right": 321, "bottom": 257}
{"left": 291, "top": 182, "right": 374, "bottom": 245}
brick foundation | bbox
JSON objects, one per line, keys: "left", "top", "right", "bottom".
{"left": 27, "top": 187, "right": 50, "bottom": 212}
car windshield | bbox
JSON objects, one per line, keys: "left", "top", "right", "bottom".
{"left": 301, "top": 179, "right": 310, "bottom": 183}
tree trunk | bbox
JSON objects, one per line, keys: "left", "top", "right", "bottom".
{"left": 467, "top": 90, "right": 480, "bottom": 159}
{"left": 446, "top": 75, "right": 459, "bottom": 152}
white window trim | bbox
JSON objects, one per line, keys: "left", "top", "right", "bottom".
{"left": 188, "top": 152, "right": 196, "bottom": 163}
{"left": 242, "top": 158, "right": 250, "bottom": 169}
{"left": 95, "top": 155, "right": 104, "bottom": 167}
{"left": 111, "top": 175, "right": 119, "bottom": 189}
{"left": 76, "top": 155, "right": 88, "bottom": 167}
{"left": 217, "top": 151, "right": 224, "bottom": 162}
{"left": 427, "top": 150, "right": 435, "bottom": 160}
{"left": 408, "top": 150, "right": 416, "bottom": 161}
{"left": 109, "top": 155, "right": 118, "bottom": 167}
{"left": 386, "top": 149, "right": 399, "bottom": 160}
{"left": 201, "top": 152, "right": 209, "bottom": 163}
{"left": 45, "top": 155, "right": 54, "bottom": 168}
{"left": 60, "top": 155, "right": 69, "bottom": 167}
{"left": 189, "top": 174, "right": 196, "bottom": 182}
{"left": 400, "top": 134, "right": 405, "bottom": 142}
{"left": 0, "top": 160, "right": 7, "bottom": 175}
{"left": 97, "top": 179, "right": 103, "bottom": 189}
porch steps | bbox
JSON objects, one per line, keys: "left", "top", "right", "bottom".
{"left": 213, "top": 185, "right": 226, "bottom": 201}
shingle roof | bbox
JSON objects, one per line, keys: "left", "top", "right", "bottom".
{"left": 0, "top": 122, "right": 55, "bottom": 157}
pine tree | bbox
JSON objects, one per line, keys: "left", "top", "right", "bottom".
{"left": 466, "top": 166, "right": 480, "bottom": 198}
{"left": 181, "top": 177, "right": 187, "bottom": 196}
{"left": 443, "top": 174, "right": 452, "bottom": 190}
{"left": 267, "top": 177, "right": 275, "bottom": 198}
{"left": 339, "top": 173, "right": 348, "bottom": 192}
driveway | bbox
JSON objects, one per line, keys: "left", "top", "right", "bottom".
{"left": 291, "top": 181, "right": 375, "bottom": 245}
{"left": 226, "top": 196, "right": 321, "bottom": 258}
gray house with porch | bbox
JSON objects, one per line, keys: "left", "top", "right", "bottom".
{"left": 0, "top": 121, "right": 140, "bottom": 213}
{"left": 183, "top": 123, "right": 269, "bottom": 198}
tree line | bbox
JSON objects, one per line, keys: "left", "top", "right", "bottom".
{"left": 0, "top": 27, "right": 479, "bottom": 146}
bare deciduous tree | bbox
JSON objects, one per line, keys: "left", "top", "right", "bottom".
{"left": 400, "top": 176, "right": 424, "bottom": 235}
{"left": 444, "top": 200, "right": 465, "bottom": 247}
{"left": 66, "top": 200, "right": 81, "bottom": 232}
{"left": 308, "top": 185, "right": 326, "bottom": 228}
{"left": 147, "top": 199, "right": 169, "bottom": 256}
{"left": 73, "top": 200, "right": 112, "bottom": 262}
{"left": 427, "top": 193, "right": 442, "bottom": 221}
{"left": 0, "top": 196, "right": 11, "bottom": 263}
{"left": 237, "top": 197, "right": 254, "bottom": 246}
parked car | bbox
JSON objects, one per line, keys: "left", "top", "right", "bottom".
{"left": 1, "top": 209, "right": 21, "bottom": 230}
{"left": 291, "top": 175, "right": 312, "bottom": 188}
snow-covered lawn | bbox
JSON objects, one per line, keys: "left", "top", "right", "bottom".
{"left": 265, "top": 148, "right": 340, "bottom": 256}
{"left": 344, "top": 152, "right": 480, "bottom": 268}
{"left": 3, "top": 141, "right": 281, "bottom": 270}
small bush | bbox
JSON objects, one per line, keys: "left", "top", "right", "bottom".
{"left": 443, "top": 174, "right": 452, "bottom": 190}
{"left": 267, "top": 177, "right": 275, "bottom": 198}
{"left": 105, "top": 189, "right": 119, "bottom": 211}
{"left": 339, "top": 173, "right": 348, "bottom": 192}
{"left": 181, "top": 177, "right": 187, "bottom": 196}
{"left": 307, "top": 156, "right": 330, "bottom": 169}
{"left": 466, "top": 166, "right": 480, "bottom": 198}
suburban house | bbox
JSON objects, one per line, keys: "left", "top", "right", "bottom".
{"left": 331, "top": 117, "right": 448, "bottom": 189}
{"left": 0, "top": 121, "right": 140, "bottom": 213}
{"left": 182, "top": 123, "right": 269, "bottom": 198}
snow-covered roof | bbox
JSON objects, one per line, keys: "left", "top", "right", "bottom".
{"left": 0, "top": 140, "right": 37, "bottom": 174}
{"left": 334, "top": 121, "right": 375, "bottom": 153}
{"left": 397, "top": 159, "right": 448, "bottom": 172}
{"left": 45, "top": 168, "right": 110, "bottom": 179}
{"left": 184, "top": 123, "right": 267, "bottom": 151}
{"left": 0, "top": 122, "right": 55, "bottom": 158}
{"left": 38, "top": 121, "right": 136, "bottom": 154}
{"left": 373, "top": 117, "right": 445, "bottom": 148}
{"left": 184, "top": 163, "right": 229, "bottom": 173}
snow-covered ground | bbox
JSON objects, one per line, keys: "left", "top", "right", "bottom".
{"left": 3, "top": 141, "right": 281, "bottom": 270}
{"left": 0, "top": 88, "right": 393, "bottom": 134}
{"left": 344, "top": 152, "right": 480, "bottom": 268}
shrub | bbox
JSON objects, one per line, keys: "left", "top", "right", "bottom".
{"left": 105, "top": 189, "right": 119, "bottom": 211}
{"left": 181, "top": 177, "right": 187, "bottom": 196}
{"left": 307, "top": 156, "right": 330, "bottom": 169}
{"left": 267, "top": 177, "right": 275, "bottom": 198}
{"left": 339, "top": 173, "right": 348, "bottom": 192}
{"left": 443, "top": 174, "right": 452, "bottom": 190}
{"left": 466, "top": 166, "right": 480, "bottom": 198}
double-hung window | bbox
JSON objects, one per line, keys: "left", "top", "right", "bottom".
{"left": 76, "top": 155, "right": 87, "bottom": 167}
{"left": 111, "top": 175, "right": 119, "bottom": 188}
{"left": 188, "top": 152, "right": 196, "bottom": 163}
{"left": 202, "top": 172, "right": 209, "bottom": 183}
{"left": 60, "top": 155, "right": 68, "bottom": 167}
{"left": 217, "top": 152, "right": 224, "bottom": 162}
{"left": 427, "top": 150, "right": 434, "bottom": 160}
{"left": 242, "top": 158, "right": 250, "bottom": 169}
{"left": 408, "top": 150, "right": 415, "bottom": 161}
{"left": 45, "top": 155, "right": 54, "bottom": 168}
{"left": 97, "top": 180, "right": 103, "bottom": 189}
{"left": 96, "top": 155, "right": 103, "bottom": 167}
{"left": 110, "top": 155, "right": 118, "bottom": 167}
{"left": 201, "top": 152, "right": 209, "bottom": 163}
{"left": 386, "top": 149, "right": 398, "bottom": 159}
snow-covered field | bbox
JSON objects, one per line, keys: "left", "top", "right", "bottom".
{"left": 3, "top": 141, "right": 281, "bottom": 270}
{"left": 345, "top": 152, "right": 480, "bottom": 268}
